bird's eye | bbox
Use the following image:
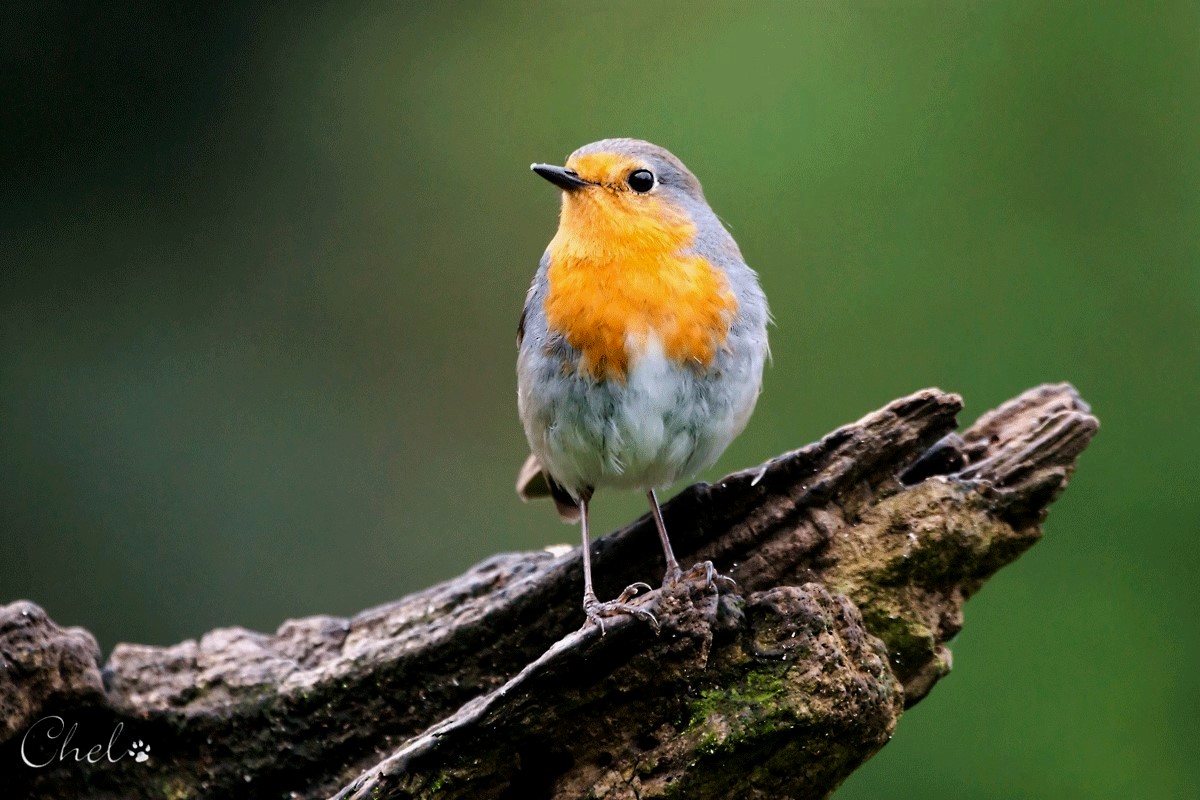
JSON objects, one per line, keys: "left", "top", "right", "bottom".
{"left": 627, "top": 169, "right": 655, "bottom": 193}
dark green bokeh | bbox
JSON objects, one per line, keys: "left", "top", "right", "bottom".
{"left": 2, "top": 3, "right": 1197, "bottom": 796}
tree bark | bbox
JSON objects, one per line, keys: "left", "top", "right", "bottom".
{"left": 0, "top": 384, "right": 1097, "bottom": 800}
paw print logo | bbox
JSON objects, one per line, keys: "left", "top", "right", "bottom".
{"left": 128, "top": 740, "right": 150, "bottom": 763}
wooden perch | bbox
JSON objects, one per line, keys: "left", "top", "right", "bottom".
{"left": 0, "top": 384, "right": 1097, "bottom": 799}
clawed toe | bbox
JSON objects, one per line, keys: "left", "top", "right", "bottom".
{"left": 692, "top": 561, "right": 739, "bottom": 593}
{"left": 615, "top": 582, "right": 653, "bottom": 603}
{"left": 665, "top": 561, "right": 738, "bottom": 594}
{"left": 712, "top": 572, "right": 739, "bottom": 592}
{"left": 584, "top": 594, "right": 660, "bottom": 636}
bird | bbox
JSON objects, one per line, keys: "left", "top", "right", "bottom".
{"left": 516, "top": 138, "right": 769, "bottom": 630}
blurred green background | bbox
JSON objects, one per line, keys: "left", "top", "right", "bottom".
{"left": 2, "top": 2, "right": 1197, "bottom": 796}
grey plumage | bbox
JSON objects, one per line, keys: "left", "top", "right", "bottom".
{"left": 516, "top": 139, "right": 769, "bottom": 522}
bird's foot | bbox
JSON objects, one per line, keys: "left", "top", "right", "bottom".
{"left": 583, "top": 584, "right": 658, "bottom": 635}
{"left": 663, "top": 561, "right": 738, "bottom": 594}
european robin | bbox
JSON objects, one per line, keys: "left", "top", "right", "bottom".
{"left": 516, "top": 138, "right": 769, "bottom": 630}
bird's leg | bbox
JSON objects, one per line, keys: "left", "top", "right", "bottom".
{"left": 580, "top": 497, "right": 599, "bottom": 604}
{"left": 579, "top": 498, "right": 658, "bottom": 634}
{"left": 648, "top": 489, "right": 738, "bottom": 593}
{"left": 647, "top": 489, "right": 683, "bottom": 584}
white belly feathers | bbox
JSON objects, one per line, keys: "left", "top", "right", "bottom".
{"left": 535, "top": 333, "right": 758, "bottom": 495}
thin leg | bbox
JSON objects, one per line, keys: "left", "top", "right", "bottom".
{"left": 580, "top": 498, "right": 597, "bottom": 604}
{"left": 647, "top": 489, "right": 682, "bottom": 582}
{"left": 648, "top": 489, "right": 739, "bottom": 594}
{"left": 579, "top": 497, "right": 658, "bottom": 633}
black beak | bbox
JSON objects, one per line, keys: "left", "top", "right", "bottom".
{"left": 531, "top": 163, "right": 592, "bottom": 191}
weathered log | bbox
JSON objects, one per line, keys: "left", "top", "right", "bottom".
{"left": 0, "top": 384, "right": 1097, "bottom": 799}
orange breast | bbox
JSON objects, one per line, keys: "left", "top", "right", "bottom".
{"left": 543, "top": 189, "right": 737, "bottom": 381}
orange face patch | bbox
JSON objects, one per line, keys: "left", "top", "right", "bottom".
{"left": 543, "top": 158, "right": 737, "bottom": 381}
{"left": 566, "top": 152, "right": 642, "bottom": 187}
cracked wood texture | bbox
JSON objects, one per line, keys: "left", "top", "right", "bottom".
{"left": 0, "top": 384, "right": 1097, "bottom": 800}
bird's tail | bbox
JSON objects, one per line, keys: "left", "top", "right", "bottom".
{"left": 515, "top": 453, "right": 583, "bottom": 523}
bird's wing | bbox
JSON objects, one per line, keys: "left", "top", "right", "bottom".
{"left": 515, "top": 453, "right": 581, "bottom": 523}
{"left": 515, "top": 257, "right": 579, "bottom": 522}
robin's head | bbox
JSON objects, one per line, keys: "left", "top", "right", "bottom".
{"left": 531, "top": 139, "right": 727, "bottom": 260}
{"left": 530, "top": 139, "right": 747, "bottom": 380}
